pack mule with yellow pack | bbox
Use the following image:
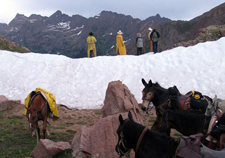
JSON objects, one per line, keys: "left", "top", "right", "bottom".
{"left": 24, "top": 88, "right": 59, "bottom": 120}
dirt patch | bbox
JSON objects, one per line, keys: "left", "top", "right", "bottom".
{"left": 1, "top": 101, "right": 102, "bottom": 135}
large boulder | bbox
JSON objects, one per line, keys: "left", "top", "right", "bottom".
{"left": 71, "top": 81, "right": 143, "bottom": 157}
{"left": 0, "top": 95, "right": 8, "bottom": 111}
{"left": 71, "top": 112, "right": 137, "bottom": 158}
{"left": 102, "top": 80, "right": 142, "bottom": 118}
{"left": 31, "top": 139, "right": 71, "bottom": 158}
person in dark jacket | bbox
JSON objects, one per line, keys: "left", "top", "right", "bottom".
{"left": 150, "top": 29, "right": 160, "bottom": 53}
{"left": 136, "top": 33, "right": 143, "bottom": 55}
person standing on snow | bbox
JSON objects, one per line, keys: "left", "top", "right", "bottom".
{"left": 116, "top": 30, "right": 126, "bottom": 55}
{"left": 150, "top": 29, "right": 160, "bottom": 54}
{"left": 136, "top": 33, "right": 143, "bottom": 55}
{"left": 86, "top": 32, "right": 97, "bottom": 58}
{"left": 148, "top": 28, "right": 153, "bottom": 52}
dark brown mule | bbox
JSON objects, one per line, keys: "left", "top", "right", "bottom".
{"left": 25, "top": 91, "right": 50, "bottom": 142}
{"left": 141, "top": 78, "right": 213, "bottom": 114}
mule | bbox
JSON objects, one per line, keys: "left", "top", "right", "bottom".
{"left": 164, "top": 109, "right": 225, "bottom": 150}
{"left": 141, "top": 78, "right": 213, "bottom": 114}
{"left": 25, "top": 91, "right": 50, "bottom": 142}
{"left": 141, "top": 78, "right": 216, "bottom": 136}
{"left": 165, "top": 110, "right": 211, "bottom": 136}
{"left": 115, "top": 111, "right": 225, "bottom": 158}
{"left": 115, "top": 111, "right": 180, "bottom": 158}
{"left": 209, "top": 112, "right": 225, "bottom": 150}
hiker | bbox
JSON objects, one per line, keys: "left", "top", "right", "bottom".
{"left": 86, "top": 32, "right": 97, "bottom": 57}
{"left": 136, "top": 33, "right": 143, "bottom": 55}
{"left": 148, "top": 28, "right": 153, "bottom": 52}
{"left": 150, "top": 29, "right": 160, "bottom": 53}
{"left": 116, "top": 30, "right": 126, "bottom": 55}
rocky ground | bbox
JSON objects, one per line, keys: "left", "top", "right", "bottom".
{"left": 1, "top": 100, "right": 178, "bottom": 139}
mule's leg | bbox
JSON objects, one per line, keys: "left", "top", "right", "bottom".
{"left": 42, "top": 118, "right": 48, "bottom": 139}
{"left": 219, "top": 133, "right": 225, "bottom": 150}
{"left": 207, "top": 137, "right": 214, "bottom": 149}
{"left": 46, "top": 128, "right": 50, "bottom": 136}
{"left": 32, "top": 130, "right": 36, "bottom": 137}
{"left": 35, "top": 129, "right": 39, "bottom": 144}
{"left": 36, "top": 125, "right": 41, "bottom": 144}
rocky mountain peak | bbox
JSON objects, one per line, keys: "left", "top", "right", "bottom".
{"left": 47, "top": 10, "right": 71, "bottom": 24}
{"left": 8, "top": 13, "right": 29, "bottom": 28}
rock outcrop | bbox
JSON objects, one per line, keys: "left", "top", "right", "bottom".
{"left": 71, "top": 81, "right": 143, "bottom": 157}
{"left": 102, "top": 80, "right": 142, "bottom": 118}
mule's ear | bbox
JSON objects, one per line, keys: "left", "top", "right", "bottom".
{"left": 128, "top": 111, "right": 133, "bottom": 120}
{"left": 119, "top": 114, "right": 124, "bottom": 125}
{"left": 148, "top": 80, "right": 153, "bottom": 87}
{"left": 142, "top": 78, "right": 147, "bottom": 86}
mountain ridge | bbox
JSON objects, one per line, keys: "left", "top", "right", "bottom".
{"left": 0, "top": 3, "right": 225, "bottom": 58}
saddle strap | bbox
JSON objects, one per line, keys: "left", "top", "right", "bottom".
{"left": 135, "top": 128, "right": 147, "bottom": 154}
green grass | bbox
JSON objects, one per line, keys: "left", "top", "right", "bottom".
{"left": 0, "top": 114, "right": 73, "bottom": 158}
{"left": 0, "top": 41, "right": 30, "bottom": 53}
{"left": 94, "top": 111, "right": 102, "bottom": 115}
{"left": 76, "top": 121, "right": 87, "bottom": 125}
{"left": 148, "top": 119, "right": 156, "bottom": 122}
{"left": 66, "top": 130, "right": 77, "bottom": 135}
{"left": 174, "top": 132, "right": 183, "bottom": 136}
{"left": 66, "top": 122, "right": 75, "bottom": 125}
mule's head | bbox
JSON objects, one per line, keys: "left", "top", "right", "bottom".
{"left": 204, "top": 95, "right": 219, "bottom": 117}
{"left": 25, "top": 106, "right": 39, "bottom": 132}
{"left": 115, "top": 111, "right": 133, "bottom": 157}
{"left": 140, "top": 78, "right": 155, "bottom": 111}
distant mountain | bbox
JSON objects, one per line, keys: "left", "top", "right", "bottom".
{"left": 0, "top": 10, "right": 171, "bottom": 58}
{"left": 0, "top": 2, "right": 225, "bottom": 58}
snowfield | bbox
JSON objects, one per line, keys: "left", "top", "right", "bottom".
{"left": 0, "top": 37, "right": 225, "bottom": 109}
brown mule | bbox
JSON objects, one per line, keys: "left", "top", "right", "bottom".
{"left": 25, "top": 91, "right": 50, "bottom": 143}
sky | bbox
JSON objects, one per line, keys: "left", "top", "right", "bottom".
{"left": 0, "top": 0, "right": 224, "bottom": 24}
{"left": 0, "top": 37, "right": 225, "bottom": 109}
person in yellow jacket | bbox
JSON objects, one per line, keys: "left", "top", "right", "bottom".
{"left": 116, "top": 30, "right": 126, "bottom": 55}
{"left": 86, "top": 32, "right": 97, "bottom": 57}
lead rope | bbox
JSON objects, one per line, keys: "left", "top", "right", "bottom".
{"left": 124, "top": 88, "right": 141, "bottom": 124}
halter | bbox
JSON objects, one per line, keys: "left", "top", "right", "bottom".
{"left": 142, "top": 90, "right": 156, "bottom": 113}
{"left": 117, "top": 131, "right": 131, "bottom": 157}
{"left": 117, "top": 126, "right": 147, "bottom": 157}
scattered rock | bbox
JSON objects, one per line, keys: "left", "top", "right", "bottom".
{"left": 0, "top": 95, "right": 8, "bottom": 111}
{"left": 31, "top": 139, "right": 71, "bottom": 158}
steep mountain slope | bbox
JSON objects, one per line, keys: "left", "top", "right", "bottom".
{"left": 0, "top": 35, "right": 30, "bottom": 53}
{"left": 157, "top": 2, "right": 225, "bottom": 51}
